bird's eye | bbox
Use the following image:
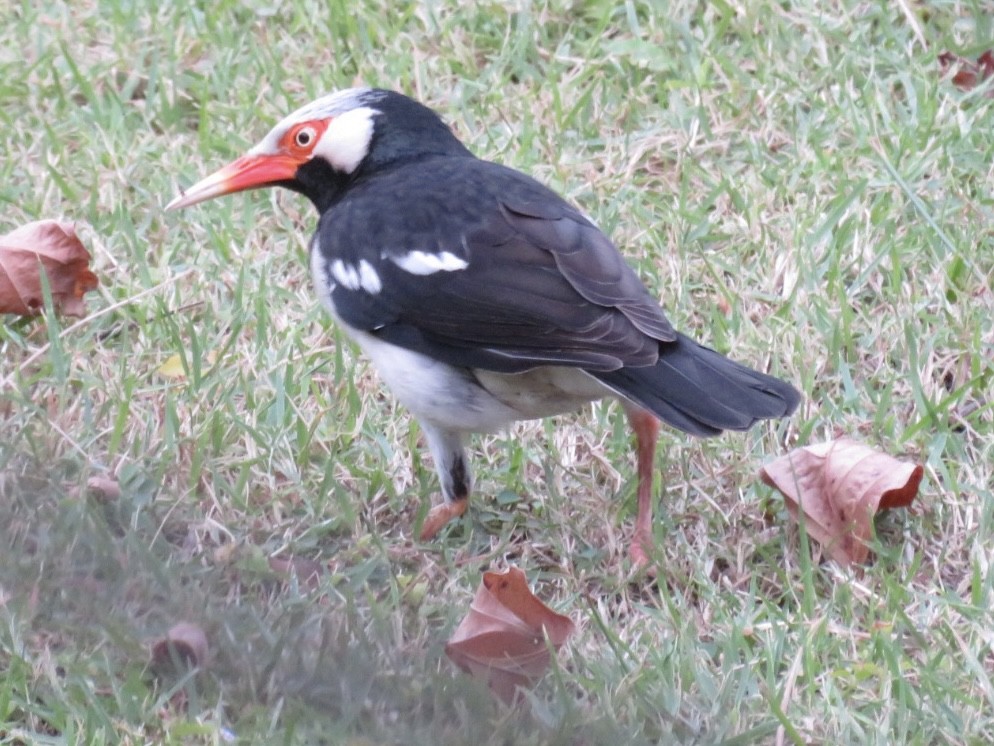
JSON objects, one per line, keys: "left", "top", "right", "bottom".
{"left": 294, "top": 126, "right": 316, "bottom": 148}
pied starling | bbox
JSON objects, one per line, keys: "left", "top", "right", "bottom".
{"left": 167, "top": 88, "right": 800, "bottom": 565}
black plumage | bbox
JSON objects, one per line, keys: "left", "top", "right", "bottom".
{"left": 317, "top": 152, "right": 799, "bottom": 434}
{"left": 168, "top": 87, "right": 801, "bottom": 564}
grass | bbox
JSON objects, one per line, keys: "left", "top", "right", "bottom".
{"left": 1, "top": 0, "right": 993, "bottom": 742}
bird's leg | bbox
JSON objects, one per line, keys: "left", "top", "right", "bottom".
{"left": 418, "top": 424, "right": 472, "bottom": 540}
{"left": 623, "top": 404, "right": 660, "bottom": 568}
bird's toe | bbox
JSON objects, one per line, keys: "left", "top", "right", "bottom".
{"left": 419, "top": 500, "right": 468, "bottom": 541}
{"left": 628, "top": 531, "right": 657, "bottom": 575}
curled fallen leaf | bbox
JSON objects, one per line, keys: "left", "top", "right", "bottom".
{"left": 938, "top": 50, "right": 994, "bottom": 94}
{"left": 445, "top": 566, "right": 575, "bottom": 704}
{"left": 86, "top": 474, "right": 122, "bottom": 502}
{"left": 759, "top": 438, "right": 923, "bottom": 566}
{"left": 0, "top": 220, "right": 98, "bottom": 317}
{"left": 268, "top": 556, "right": 325, "bottom": 590}
{"left": 151, "top": 621, "right": 209, "bottom": 670}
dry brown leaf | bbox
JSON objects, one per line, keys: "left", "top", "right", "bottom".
{"left": 268, "top": 556, "right": 325, "bottom": 590}
{"left": 151, "top": 621, "right": 209, "bottom": 669}
{"left": 0, "top": 220, "right": 99, "bottom": 317}
{"left": 445, "top": 566, "right": 575, "bottom": 704}
{"left": 86, "top": 474, "right": 121, "bottom": 502}
{"left": 759, "top": 438, "right": 923, "bottom": 566}
{"left": 939, "top": 50, "right": 994, "bottom": 94}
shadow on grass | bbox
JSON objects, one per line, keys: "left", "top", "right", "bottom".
{"left": 0, "top": 459, "right": 654, "bottom": 744}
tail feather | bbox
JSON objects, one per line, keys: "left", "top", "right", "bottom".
{"left": 593, "top": 333, "right": 800, "bottom": 437}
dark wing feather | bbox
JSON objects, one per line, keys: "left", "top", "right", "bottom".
{"left": 593, "top": 333, "right": 801, "bottom": 436}
{"left": 321, "top": 157, "right": 672, "bottom": 373}
{"left": 500, "top": 199, "right": 675, "bottom": 342}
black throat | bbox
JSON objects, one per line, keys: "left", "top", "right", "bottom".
{"left": 279, "top": 158, "right": 352, "bottom": 215}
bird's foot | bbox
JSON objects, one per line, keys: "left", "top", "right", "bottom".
{"left": 628, "top": 531, "right": 656, "bottom": 574}
{"left": 419, "top": 500, "right": 468, "bottom": 541}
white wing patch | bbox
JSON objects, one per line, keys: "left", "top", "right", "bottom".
{"left": 330, "top": 258, "right": 382, "bottom": 294}
{"left": 357, "top": 259, "right": 382, "bottom": 293}
{"left": 331, "top": 259, "right": 359, "bottom": 290}
{"left": 388, "top": 250, "right": 469, "bottom": 276}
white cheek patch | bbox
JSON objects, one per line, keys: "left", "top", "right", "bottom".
{"left": 314, "top": 106, "right": 378, "bottom": 174}
{"left": 330, "top": 258, "right": 382, "bottom": 294}
{"left": 388, "top": 250, "right": 469, "bottom": 275}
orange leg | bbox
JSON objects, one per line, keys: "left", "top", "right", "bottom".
{"left": 624, "top": 404, "right": 660, "bottom": 569}
{"left": 417, "top": 423, "right": 471, "bottom": 541}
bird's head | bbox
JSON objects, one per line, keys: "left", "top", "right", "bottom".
{"left": 167, "top": 88, "right": 471, "bottom": 214}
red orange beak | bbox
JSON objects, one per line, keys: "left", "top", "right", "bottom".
{"left": 166, "top": 152, "right": 303, "bottom": 210}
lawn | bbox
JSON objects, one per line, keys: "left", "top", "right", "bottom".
{"left": 1, "top": 0, "right": 992, "bottom": 743}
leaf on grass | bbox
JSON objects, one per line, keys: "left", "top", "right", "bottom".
{"left": 151, "top": 621, "right": 209, "bottom": 670}
{"left": 938, "top": 50, "right": 994, "bottom": 94}
{"left": 759, "top": 438, "right": 923, "bottom": 566}
{"left": 268, "top": 556, "right": 325, "bottom": 590}
{"left": 445, "top": 566, "right": 575, "bottom": 704}
{"left": 0, "top": 220, "right": 98, "bottom": 317}
{"left": 86, "top": 474, "right": 121, "bottom": 502}
{"left": 156, "top": 349, "right": 218, "bottom": 380}
{"left": 157, "top": 353, "right": 186, "bottom": 379}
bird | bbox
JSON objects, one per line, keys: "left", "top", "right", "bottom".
{"left": 167, "top": 87, "right": 800, "bottom": 566}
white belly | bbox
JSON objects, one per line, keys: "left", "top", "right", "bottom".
{"left": 348, "top": 327, "right": 610, "bottom": 432}
{"left": 349, "top": 328, "right": 524, "bottom": 431}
